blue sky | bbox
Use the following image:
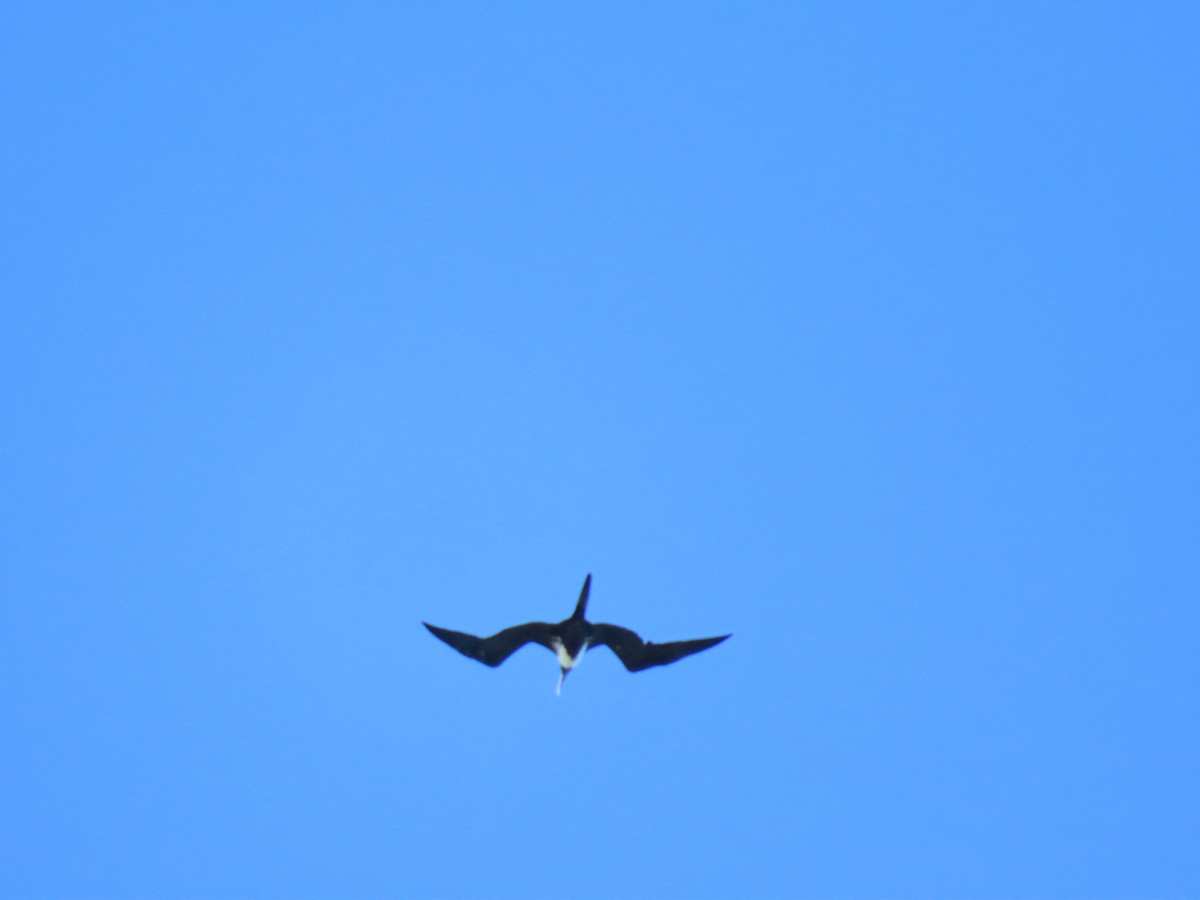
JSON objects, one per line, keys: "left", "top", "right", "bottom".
{"left": 2, "top": 4, "right": 1198, "bottom": 898}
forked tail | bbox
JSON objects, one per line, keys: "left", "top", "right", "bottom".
{"left": 571, "top": 573, "right": 592, "bottom": 620}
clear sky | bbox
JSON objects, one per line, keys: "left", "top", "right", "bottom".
{"left": 2, "top": 4, "right": 1198, "bottom": 898}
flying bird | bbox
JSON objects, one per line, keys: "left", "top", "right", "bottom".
{"left": 423, "top": 574, "right": 730, "bottom": 694}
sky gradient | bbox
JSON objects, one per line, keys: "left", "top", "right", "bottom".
{"left": 3, "top": 4, "right": 1198, "bottom": 898}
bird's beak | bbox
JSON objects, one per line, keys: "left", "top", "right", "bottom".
{"left": 556, "top": 667, "right": 568, "bottom": 696}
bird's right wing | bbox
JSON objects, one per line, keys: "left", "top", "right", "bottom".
{"left": 423, "top": 621, "right": 555, "bottom": 667}
{"left": 590, "top": 623, "right": 730, "bottom": 672}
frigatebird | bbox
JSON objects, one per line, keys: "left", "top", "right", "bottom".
{"left": 423, "top": 574, "right": 730, "bottom": 693}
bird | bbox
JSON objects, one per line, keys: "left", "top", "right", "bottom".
{"left": 422, "top": 574, "right": 730, "bottom": 694}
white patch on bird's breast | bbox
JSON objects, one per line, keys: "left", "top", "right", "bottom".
{"left": 550, "top": 638, "right": 588, "bottom": 669}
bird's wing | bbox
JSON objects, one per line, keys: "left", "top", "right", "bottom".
{"left": 423, "top": 621, "right": 555, "bottom": 667}
{"left": 590, "top": 623, "right": 730, "bottom": 672}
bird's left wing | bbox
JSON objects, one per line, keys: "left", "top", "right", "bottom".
{"left": 423, "top": 621, "right": 555, "bottom": 667}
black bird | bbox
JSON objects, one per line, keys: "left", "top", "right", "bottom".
{"left": 423, "top": 574, "right": 730, "bottom": 693}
